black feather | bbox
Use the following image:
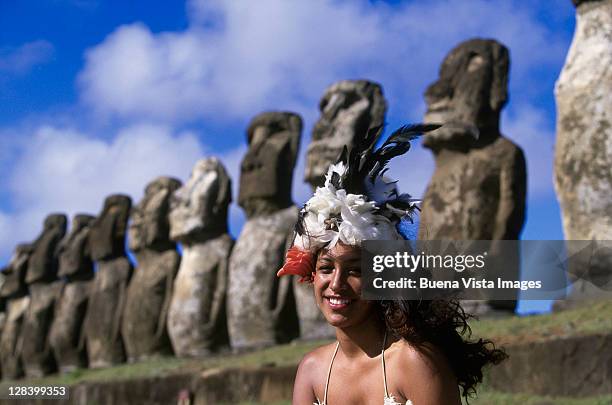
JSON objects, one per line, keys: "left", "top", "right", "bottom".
{"left": 331, "top": 122, "right": 440, "bottom": 208}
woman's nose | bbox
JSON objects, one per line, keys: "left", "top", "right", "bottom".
{"left": 329, "top": 268, "right": 346, "bottom": 292}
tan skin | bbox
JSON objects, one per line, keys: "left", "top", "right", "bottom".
{"left": 293, "top": 243, "right": 461, "bottom": 405}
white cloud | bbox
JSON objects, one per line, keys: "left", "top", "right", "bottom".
{"left": 0, "top": 124, "right": 205, "bottom": 262}
{"left": 78, "top": 0, "right": 567, "bottom": 124}
{"left": 0, "top": 40, "right": 54, "bottom": 75}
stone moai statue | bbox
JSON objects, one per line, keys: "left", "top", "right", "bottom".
{"left": 20, "top": 213, "right": 67, "bottom": 378}
{"left": 305, "top": 79, "right": 387, "bottom": 187}
{"left": 48, "top": 214, "right": 95, "bottom": 373}
{"left": 554, "top": 0, "right": 612, "bottom": 303}
{"left": 418, "top": 39, "right": 527, "bottom": 314}
{"left": 167, "top": 158, "right": 233, "bottom": 357}
{"left": 84, "top": 194, "right": 133, "bottom": 368}
{"left": 0, "top": 244, "right": 33, "bottom": 379}
{"left": 122, "top": 177, "right": 182, "bottom": 361}
{"left": 297, "top": 80, "right": 387, "bottom": 340}
{"left": 228, "top": 112, "right": 302, "bottom": 350}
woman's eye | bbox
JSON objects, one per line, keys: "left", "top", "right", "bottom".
{"left": 348, "top": 268, "right": 362, "bottom": 276}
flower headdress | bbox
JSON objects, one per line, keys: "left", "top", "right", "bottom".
{"left": 278, "top": 123, "right": 440, "bottom": 282}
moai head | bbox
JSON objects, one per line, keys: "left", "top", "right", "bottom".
{"left": 423, "top": 38, "right": 509, "bottom": 149}
{"left": 57, "top": 214, "right": 96, "bottom": 279}
{"left": 572, "top": 0, "right": 601, "bottom": 6}
{"left": 26, "top": 213, "right": 68, "bottom": 284}
{"left": 169, "top": 157, "right": 232, "bottom": 243}
{"left": 128, "top": 177, "right": 182, "bottom": 252}
{"left": 89, "top": 194, "right": 132, "bottom": 261}
{"left": 238, "top": 111, "right": 302, "bottom": 218}
{"left": 305, "top": 80, "right": 387, "bottom": 189}
{"left": 1, "top": 244, "right": 34, "bottom": 298}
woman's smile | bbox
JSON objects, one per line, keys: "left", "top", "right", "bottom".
{"left": 313, "top": 243, "right": 374, "bottom": 328}
{"left": 324, "top": 295, "right": 355, "bottom": 310}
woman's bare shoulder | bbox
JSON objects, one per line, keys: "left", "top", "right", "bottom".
{"left": 298, "top": 341, "right": 337, "bottom": 375}
{"left": 293, "top": 342, "right": 337, "bottom": 404}
{"left": 388, "top": 339, "right": 461, "bottom": 404}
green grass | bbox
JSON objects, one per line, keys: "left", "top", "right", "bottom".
{"left": 470, "top": 299, "right": 612, "bottom": 345}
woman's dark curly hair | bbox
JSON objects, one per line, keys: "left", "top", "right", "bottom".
{"left": 377, "top": 299, "right": 507, "bottom": 400}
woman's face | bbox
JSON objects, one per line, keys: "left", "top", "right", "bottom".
{"left": 314, "top": 243, "right": 375, "bottom": 328}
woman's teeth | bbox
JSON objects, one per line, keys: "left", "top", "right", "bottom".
{"left": 329, "top": 297, "right": 350, "bottom": 305}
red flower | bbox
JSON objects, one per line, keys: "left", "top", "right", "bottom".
{"left": 277, "top": 246, "right": 315, "bottom": 283}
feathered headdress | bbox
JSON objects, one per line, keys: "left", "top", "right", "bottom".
{"left": 278, "top": 123, "right": 440, "bottom": 282}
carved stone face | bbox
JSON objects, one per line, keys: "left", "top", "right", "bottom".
{"left": 57, "top": 214, "right": 96, "bottom": 278}
{"left": 26, "top": 213, "right": 67, "bottom": 284}
{"left": 238, "top": 111, "right": 302, "bottom": 218}
{"left": 423, "top": 39, "right": 509, "bottom": 147}
{"left": 305, "top": 80, "right": 387, "bottom": 188}
{"left": 169, "top": 158, "right": 231, "bottom": 242}
{"left": 89, "top": 194, "right": 132, "bottom": 261}
{"left": 0, "top": 244, "right": 33, "bottom": 298}
{"left": 129, "top": 177, "right": 182, "bottom": 251}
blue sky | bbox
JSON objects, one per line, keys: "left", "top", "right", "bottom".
{"left": 0, "top": 1, "right": 576, "bottom": 311}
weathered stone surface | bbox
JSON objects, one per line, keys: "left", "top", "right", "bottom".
{"left": 554, "top": 0, "right": 612, "bottom": 301}
{"left": 237, "top": 112, "right": 302, "bottom": 219}
{"left": 168, "top": 158, "right": 233, "bottom": 357}
{"left": 88, "top": 194, "right": 131, "bottom": 261}
{"left": 122, "top": 177, "right": 181, "bottom": 362}
{"left": 489, "top": 332, "right": 612, "bottom": 396}
{"left": 228, "top": 206, "right": 300, "bottom": 350}
{"left": 49, "top": 214, "right": 96, "bottom": 373}
{"left": 20, "top": 214, "right": 67, "bottom": 377}
{"left": 57, "top": 215, "right": 95, "bottom": 278}
{"left": 0, "top": 295, "right": 29, "bottom": 379}
{"left": 85, "top": 195, "right": 133, "bottom": 368}
{"left": 229, "top": 112, "right": 302, "bottom": 350}
{"left": 0, "top": 244, "right": 33, "bottom": 379}
{"left": 20, "top": 281, "right": 62, "bottom": 378}
{"left": 26, "top": 214, "right": 67, "bottom": 284}
{"left": 297, "top": 80, "right": 387, "bottom": 340}
{"left": 419, "top": 39, "right": 527, "bottom": 314}
{"left": 305, "top": 79, "right": 387, "bottom": 188}
{"left": 0, "top": 244, "right": 31, "bottom": 299}
{"left": 49, "top": 280, "right": 92, "bottom": 373}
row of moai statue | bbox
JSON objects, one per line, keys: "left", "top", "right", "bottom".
{"left": 0, "top": 38, "right": 526, "bottom": 379}
{"left": 1, "top": 9, "right": 609, "bottom": 376}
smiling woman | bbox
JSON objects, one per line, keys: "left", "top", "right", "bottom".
{"left": 277, "top": 124, "right": 506, "bottom": 405}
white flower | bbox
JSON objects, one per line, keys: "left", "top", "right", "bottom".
{"left": 296, "top": 170, "right": 402, "bottom": 250}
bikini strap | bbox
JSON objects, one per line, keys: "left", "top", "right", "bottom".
{"left": 322, "top": 341, "right": 340, "bottom": 405}
{"left": 381, "top": 331, "right": 390, "bottom": 398}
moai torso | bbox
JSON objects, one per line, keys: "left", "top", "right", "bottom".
{"left": 296, "top": 80, "right": 387, "bottom": 340}
{"left": 554, "top": 0, "right": 612, "bottom": 301}
{"left": 122, "top": 177, "right": 182, "bottom": 361}
{"left": 167, "top": 158, "right": 233, "bottom": 357}
{"left": 418, "top": 39, "right": 526, "bottom": 314}
{"left": 49, "top": 214, "right": 95, "bottom": 373}
{"left": 0, "top": 244, "right": 32, "bottom": 379}
{"left": 228, "top": 112, "right": 302, "bottom": 350}
{"left": 84, "top": 195, "right": 132, "bottom": 368}
{"left": 21, "top": 214, "right": 67, "bottom": 378}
